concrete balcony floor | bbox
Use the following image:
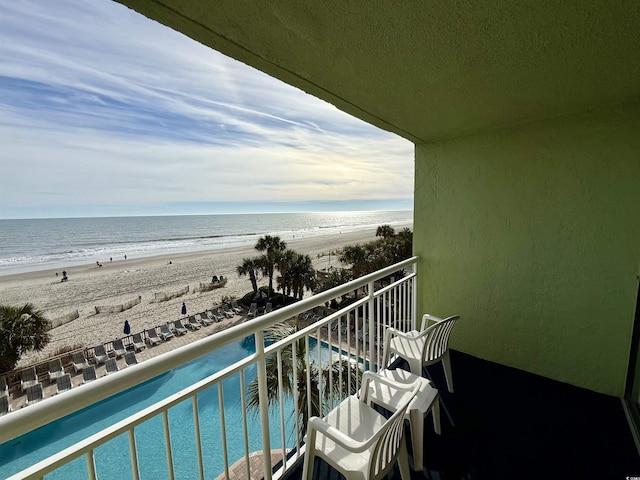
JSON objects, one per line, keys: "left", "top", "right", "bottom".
{"left": 284, "top": 350, "right": 640, "bottom": 480}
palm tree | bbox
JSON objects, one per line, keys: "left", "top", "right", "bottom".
{"left": 276, "top": 249, "right": 297, "bottom": 297}
{"left": 247, "top": 319, "right": 361, "bottom": 440}
{"left": 376, "top": 224, "right": 396, "bottom": 239}
{"left": 289, "top": 253, "right": 316, "bottom": 300}
{"left": 255, "top": 235, "right": 286, "bottom": 296}
{"left": 236, "top": 257, "right": 262, "bottom": 293}
{"left": 0, "top": 303, "right": 50, "bottom": 373}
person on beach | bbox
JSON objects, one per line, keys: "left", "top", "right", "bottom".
{"left": 124, "top": 255, "right": 127, "bottom": 260}
{"left": 124, "top": 320, "right": 131, "bottom": 335}
{"left": 181, "top": 302, "right": 187, "bottom": 315}
{"left": 61, "top": 270, "right": 68, "bottom": 282}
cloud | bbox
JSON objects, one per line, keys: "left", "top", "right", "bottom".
{"left": 0, "top": 0, "right": 413, "bottom": 218}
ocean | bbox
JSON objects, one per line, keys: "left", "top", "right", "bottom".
{"left": 0, "top": 210, "right": 412, "bottom": 276}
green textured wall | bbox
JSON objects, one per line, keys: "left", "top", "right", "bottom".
{"left": 414, "top": 103, "right": 640, "bottom": 396}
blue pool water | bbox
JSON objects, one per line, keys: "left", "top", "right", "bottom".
{"left": 0, "top": 337, "right": 314, "bottom": 479}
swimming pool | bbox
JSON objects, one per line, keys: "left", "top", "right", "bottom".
{"left": 0, "top": 337, "right": 320, "bottom": 479}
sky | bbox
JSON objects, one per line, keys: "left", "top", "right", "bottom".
{"left": 0, "top": 0, "right": 414, "bottom": 220}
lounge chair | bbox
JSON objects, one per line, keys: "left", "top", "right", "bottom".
{"left": 186, "top": 316, "right": 202, "bottom": 330}
{"left": 247, "top": 303, "right": 258, "bottom": 318}
{"left": 21, "top": 366, "right": 39, "bottom": 392}
{"left": 200, "top": 312, "right": 215, "bottom": 326}
{"left": 93, "top": 344, "right": 109, "bottom": 364}
{"left": 0, "top": 375, "right": 8, "bottom": 398}
{"left": 82, "top": 366, "right": 97, "bottom": 384}
{"left": 71, "top": 352, "right": 89, "bottom": 373}
{"left": 264, "top": 302, "right": 273, "bottom": 314}
{"left": 159, "top": 323, "right": 174, "bottom": 341}
{"left": 0, "top": 395, "right": 10, "bottom": 416}
{"left": 48, "top": 358, "right": 65, "bottom": 383}
{"left": 112, "top": 339, "right": 127, "bottom": 358}
{"left": 173, "top": 319, "right": 188, "bottom": 335}
{"left": 231, "top": 300, "right": 243, "bottom": 314}
{"left": 146, "top": 328, "right": 162, "bottom": 346}
{"left": 124, "top": 351, "right": 138, "bottom": 367}
{"left": 132, "top": 332, "right": 146, "bottom": 352}
{"left": 104, "top": 358, "right": 119, "bottom": 375}
{"left": 56, "top": 373, "right": 73, "bottom": 394}
{"left": 222, "top": 304, "right": 235, "bottom": 318}
{"left": 24, "top": 383, "right": 43, "bottom": 406}
{"left": 211, "top": 309, "right": 225, "bottom": 322}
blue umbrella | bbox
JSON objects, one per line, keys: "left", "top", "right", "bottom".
{"left": 123, "top": 320, "right": 131, "bottom": 335}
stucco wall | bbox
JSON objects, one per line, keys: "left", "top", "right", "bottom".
{"left": 414, "top": 103, "right": 640, "bottom": 396}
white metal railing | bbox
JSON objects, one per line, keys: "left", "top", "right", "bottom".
{"left": 0, "top": 257, "right": 418, "bottom": 480}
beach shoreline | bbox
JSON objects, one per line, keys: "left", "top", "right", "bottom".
{"left": 1, "top": 227, "right": 405, "bottom": 367}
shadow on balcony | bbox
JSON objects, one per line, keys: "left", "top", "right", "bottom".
{"left": 283, "top": 350, "right": 640, "bottom": 479}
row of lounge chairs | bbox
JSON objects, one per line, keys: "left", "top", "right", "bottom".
{"left": 2, "top": 303, "right": 247, "bottom": 415}
{"left": 0, "top": 350, "right": 142, "bottom": 415}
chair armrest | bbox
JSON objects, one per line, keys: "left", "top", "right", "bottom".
{"left": 360, "top": 371, "right": 421, "bottom": 407}
{"left": 421, "top": 313, "right": 444, "bottom": 330}
{"left": 307, "top": 416, "right": 372, "bottom": 453}
{"left": 385, "top": 327, "right": 424, "bottom": 341}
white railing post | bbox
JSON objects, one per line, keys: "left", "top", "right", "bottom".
{"left": 411, "top": 261, "right": 418, "bottom": 331}
{"left": 255, "top": 329, "right": 272, "bottom": 480}
{"left": 367, "top": 279, "right": 376, "bottom": 371}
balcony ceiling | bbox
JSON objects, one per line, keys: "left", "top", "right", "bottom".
{"left": 116, "top": 1, "right": 640, "bottom": 144}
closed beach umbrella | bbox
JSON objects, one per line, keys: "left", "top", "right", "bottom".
{"left": 123, "top": 320, "right": 131, "bottom": 335}
{"left": 181, "top": 302, "right": 187, "bottom": 315}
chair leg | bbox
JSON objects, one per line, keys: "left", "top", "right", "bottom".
{"left": 409, "top": 409, "right": 424, "bottom": 471}
{"left": 397, "top": 438, "right": 412, "bottom": 480}
{"left": 442, "top": 352, "right": 454, "bottom": 393}
{"left": 432, "top": 397, "right": 441, "bottom": 434}
{"left": 301, "top": 450, "right": 313, "bottom": 480}
{"left": 408, "top": 358, "right": 423, "bottom": 377}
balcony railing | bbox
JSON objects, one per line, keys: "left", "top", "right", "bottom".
{"left": 0, "top": 257, "right": 418, "bottom": 480}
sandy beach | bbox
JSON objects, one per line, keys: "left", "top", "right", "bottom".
{"left": 1, "top": 227, "right": 390, "bottom": 368}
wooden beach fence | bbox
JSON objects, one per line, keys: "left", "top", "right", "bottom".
{"left": 50, "top": 310, "right": 79, "bottom": 328}
{"left": 94, "top": 296, "right": 142, "bottom": 314}
{"left": 152, "top": 286, "right": 189, "bottom": 303}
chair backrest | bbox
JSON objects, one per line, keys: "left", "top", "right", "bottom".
{"left": 0, "top": 395, "right": 9, "bottom": 414}
{"left": 147, "top": 328, "right": 159, "bottom": 338}
{"left": 22, "top": 366, "right": 37, "bottom": 382}
{"left": 174, "top": 320, "right": 183, "bottom": 329}
{"left": 0, "top": 375, "right": 8, "bottom": 396}
{"left": 105, "top": 358, "right": 119, "bottom": 373}
{"left": 160, "top": 324, "right": 170, "bottom": 333}
{"left": 72, "top": 352, "right": 86, "bottom": 364}
{"left": 49, "top": 358, "right": 63, "bottom": 373}
{"left": 57, "top": 373, "right": 72, "bottom": 392}
{"left": 26, "top": 383, "right": 43, "bottom": 403}
{"left": 113, "top": 339, "right": 125, "bottom": 351}
{"left": 83, "top": 366, "right": 97, "bottom": 382}
{"left": 125, "top": 352, "right": 138, "bottom": 366}
{"left": 421, "top": 315, "right": 460, "bottom": 363}
{"left": 133, "top": 332, "right": 144, "bottom": 343}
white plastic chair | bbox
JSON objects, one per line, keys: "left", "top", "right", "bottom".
{"left": 301, "top": 371, "right": 420, "bottom": 480}
{"left": 383, "top": 314, "right": 460, "bottom": 393}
